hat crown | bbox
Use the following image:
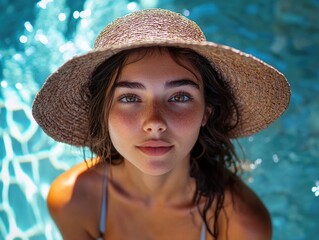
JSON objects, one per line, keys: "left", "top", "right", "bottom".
{"left": 94, "top": 9, "right": 206, "bottom": 49}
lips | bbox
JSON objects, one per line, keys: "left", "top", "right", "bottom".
{"left": 137, "top": 140, "right": 173, "bottom": 156}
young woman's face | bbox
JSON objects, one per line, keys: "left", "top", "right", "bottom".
{"left": 108, "top": 49, "right": 208, "bottom": 176}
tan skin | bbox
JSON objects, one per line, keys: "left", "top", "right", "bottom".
{"left": 47, "top": 50, "right": 272, "bottom": 239}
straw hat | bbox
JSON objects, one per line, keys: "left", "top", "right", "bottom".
{"left": 32, "top": 8, "right": 290, "bottom": 146}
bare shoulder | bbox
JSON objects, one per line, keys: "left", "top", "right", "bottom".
{"left": 47, "top": 160, "right": 105, "bottom": 239}
{"left": 218, "top": 176, "right": 272, "bottom": 240}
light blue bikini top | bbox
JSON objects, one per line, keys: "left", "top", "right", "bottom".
{"left": 97, "top": 167, "right": 206, "bottom": 240}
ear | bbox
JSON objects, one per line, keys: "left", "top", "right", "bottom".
{"left": 201, "top": 106, "right": 213, "bottom": 127}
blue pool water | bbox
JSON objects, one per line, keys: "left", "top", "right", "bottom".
{"left": 0, "top": 0, "right": 318, "bottom": 239}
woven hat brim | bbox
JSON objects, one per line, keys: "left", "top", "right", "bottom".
{"left": 32, "top": 40, "right": 291, "bottom": 146}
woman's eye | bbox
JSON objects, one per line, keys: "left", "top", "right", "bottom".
{"left": 119, "top": 94, "right": 140, "bottom": 103}
{"left": 169, "top": 93, "right": 192, "bottom": 102}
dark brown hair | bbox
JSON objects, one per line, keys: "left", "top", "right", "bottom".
{"left": 87, "top": 46, "right": 240, "bottom": 239}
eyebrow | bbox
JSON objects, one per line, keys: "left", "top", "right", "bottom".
{"left": 115, "top": 79, "right": 200, "bottom": 90}
{"left": 166, "top": 79, "right": 200, "bottom": 89}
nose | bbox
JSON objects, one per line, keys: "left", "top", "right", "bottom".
{"left": 142, "top": 104, "right": 167, "bottom": 133}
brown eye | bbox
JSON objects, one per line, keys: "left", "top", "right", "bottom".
{"left": 119, "top": 94, "right": 141, "bottom": 103}
{"left": 169, "top": 92, "right": 192, "bottom": 102}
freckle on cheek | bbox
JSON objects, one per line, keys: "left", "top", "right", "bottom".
{"left": 110, "top": 112, "right": 137, "bottom": 129}
{"left": 174, "top": 113, "right": 200, "bottom": 127}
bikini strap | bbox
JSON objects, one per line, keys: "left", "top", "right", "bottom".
{"left": 99, "top": 165, "right": 108, "bottom": 237}
{"left": 200, "top": 222, "right": 206, "bottom": 240}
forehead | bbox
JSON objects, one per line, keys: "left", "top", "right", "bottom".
{"left": 125, "top": 47, "right": 192, "bottom": 65}
{"left": 121, "top": 47, "right": 202, "bottom": 83}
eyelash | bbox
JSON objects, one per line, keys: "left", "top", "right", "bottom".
{"left": 118, "top": 92, "right": 193, "bottom": 103}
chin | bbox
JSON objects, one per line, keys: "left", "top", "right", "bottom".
{"left": 138, "top": 161, "right": 174, "bottom": 176}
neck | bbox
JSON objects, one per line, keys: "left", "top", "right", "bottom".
{"left": 110, "top": 158, "right": 195, "bottom": 209}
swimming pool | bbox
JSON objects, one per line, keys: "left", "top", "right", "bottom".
{"left": 0, "top": 0, "right": 318, "bottom": 239}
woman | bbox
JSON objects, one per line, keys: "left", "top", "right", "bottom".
{"left": 32, "top": 9, "right": 290, "bottom": 239}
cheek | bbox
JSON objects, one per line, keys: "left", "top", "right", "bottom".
{"left": 108, "top": 108, "right": 140, "bottom": 139}
{"left": 169, "top": 107, "right": 205, "bottom": 136}
{"left": 173, "top": 112, "right": 200, "bottom": 128}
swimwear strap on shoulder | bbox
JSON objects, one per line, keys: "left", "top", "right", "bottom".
{"left": 201, "top": 222, "right": 206, "bottom": 240}
{"left": 99, "top": 165, "right": 108, "bottom": 236}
